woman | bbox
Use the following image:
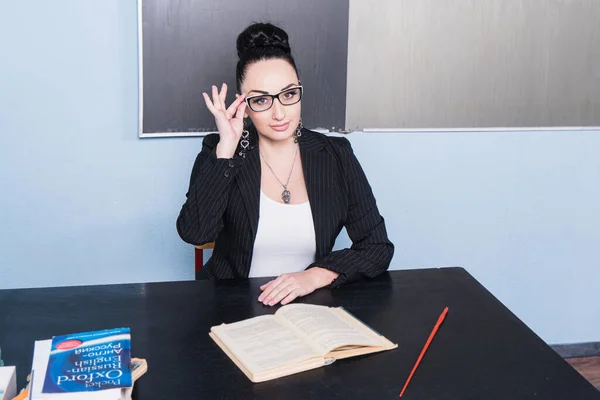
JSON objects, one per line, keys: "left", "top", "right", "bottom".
{"left": 177, "top": 22, "right": 394, "bottom": 307}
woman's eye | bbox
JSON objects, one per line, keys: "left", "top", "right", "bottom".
{"left": 251, "top": 97, "right": 268, "bottom": 105}
{"left": 283, "top": 90, "right": 298, "bottom": 99}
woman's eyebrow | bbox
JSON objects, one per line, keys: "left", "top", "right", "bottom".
{"left": 247, "top": 83, "right": 298, "bottom": 95}
{"left": 280, "top": 83, "right": 297, "bottom": 91}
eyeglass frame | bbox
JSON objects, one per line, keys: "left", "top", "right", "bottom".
{"left": 244, "top": 85, "right": 303, "bottom": 112}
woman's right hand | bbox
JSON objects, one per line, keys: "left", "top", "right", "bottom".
{"left": 202, "top": 83, "right": 247, "bottom": 159}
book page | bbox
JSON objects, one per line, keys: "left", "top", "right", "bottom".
{"left": 211, "top": 315, "right": 320, "bottom": 374}
{"left": 276, "top": 304, "right": 386, "bottom": 355}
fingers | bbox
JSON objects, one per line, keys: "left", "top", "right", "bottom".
{"left": 262, "top": 281, "right": 293, "bottom": 306}
{"left": 206, "top": 84, "right": 245, "bottom": 119}
{"left": 234, "top": 101, "right": 247, "bottom": 121}
{"left": 267, "top": 284, "right": 297, "bottom": 306}
{"left": 280, "top": 290, "right": 300, "bottom": 305}
{"left": 202, "top": 92, "right": 218, "bottom": 115}
{"left": 258, "top": 275, "right": 288, "bottom": 304}
{"left": 211, "top": 85, "right": 222, "bottom": 110}
{"left": 258, "top": 280, "right": 277, "bottom": 303}
{"left": 219, "top": 83, "right": 227, "bottom": 108}
{"left": 227, "top": 93, "right": 246, "bottom": 119}
{"left": 259, "top": 279, "right": 275, "bottom": 293}
{"left": 258, "top": 271, "right": 320, "bottom": 306}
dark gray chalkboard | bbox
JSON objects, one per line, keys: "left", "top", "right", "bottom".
{"left": 138, "top": 0, "right": 349, "bottom": 137}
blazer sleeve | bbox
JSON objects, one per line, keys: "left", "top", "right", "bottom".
{"left": 308, "top": 137, "right": 394, "bottom": 288}
{"left": 176, "top": 134, "right": 242, "bottom": 245}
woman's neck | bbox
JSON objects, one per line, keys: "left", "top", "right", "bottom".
{"left": 258, "top": 135, "right": 298, "bottom": 160}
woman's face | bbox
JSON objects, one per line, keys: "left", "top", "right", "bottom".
{"left": 241, "top": 59, "right": 301, "bottom": 143}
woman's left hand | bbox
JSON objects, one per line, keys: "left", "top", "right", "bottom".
{"left": 258, "top": 268, "right": 339, "bottom": 306}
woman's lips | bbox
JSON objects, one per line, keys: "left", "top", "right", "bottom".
{"left": 269, "top": 121, "right": 291, "bottom": 132}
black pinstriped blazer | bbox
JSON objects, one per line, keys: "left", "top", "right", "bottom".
{"left": 176, "top": 128, "right": 394, "bottom": 288}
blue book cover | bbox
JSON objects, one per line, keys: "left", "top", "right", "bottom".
{"left": 42, "top": 328, "right": 132, "bottom": 393}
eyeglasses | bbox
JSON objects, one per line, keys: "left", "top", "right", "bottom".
{"left": 245, "top": 85, "right": 303, "bottom": 112}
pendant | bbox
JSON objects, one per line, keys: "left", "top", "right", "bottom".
{"left": 282, "top": 189, "right": 291, "bottom": 204}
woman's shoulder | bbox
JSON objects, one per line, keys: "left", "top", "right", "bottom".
{"left": 201, "top": 133, "right": 221, "bottom": 149}
{"left": 301, "top": 128, "right": 354, "bottom": 156}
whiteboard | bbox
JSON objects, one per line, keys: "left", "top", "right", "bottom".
{"left": 346, "top": 0, "right": 600, "bottom": 130}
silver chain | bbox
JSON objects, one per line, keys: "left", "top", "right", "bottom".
{"left": 259, "top": 145, "right": 299, "bottom": 191}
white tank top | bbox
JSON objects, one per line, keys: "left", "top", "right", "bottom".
{"left": 248, "top": 191, "right": 317, "bottom": 278}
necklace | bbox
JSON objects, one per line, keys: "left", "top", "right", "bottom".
{"left": 259, "top": 145, "right": 299, "bottom": 204}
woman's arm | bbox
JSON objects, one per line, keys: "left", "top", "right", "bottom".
{"left": 177, "top": 83, "right": 247, "bottom": 245}
{"left": 308, "top": 137, "right": 394, "bottom": 287}
{"left": 176, "top": 134, "right": 241, "bottom": 245}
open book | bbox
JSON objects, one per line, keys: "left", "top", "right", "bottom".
{"left": 210, "top": 304, "right": 397, "bottom": 382}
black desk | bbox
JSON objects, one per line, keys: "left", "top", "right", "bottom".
{"left": 1, "top": 268, "right": 598, "bottom": 399}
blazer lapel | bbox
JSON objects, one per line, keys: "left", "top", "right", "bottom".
{"left": 236, "top": 143, "right": 261, "bottom": 240}
{"left": 300, "top": 131, "right": 333, "bottom": 260}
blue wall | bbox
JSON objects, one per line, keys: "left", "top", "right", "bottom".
{"left": 1, "top": 1, "right": 599, "bottom": 345}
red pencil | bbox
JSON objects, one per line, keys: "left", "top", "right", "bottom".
{"left": 399, "top": 307, "right": 449, "bottom": 397}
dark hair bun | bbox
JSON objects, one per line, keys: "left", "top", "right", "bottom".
{"left": 236, "top": 22, "right": 291, "bottom": 58}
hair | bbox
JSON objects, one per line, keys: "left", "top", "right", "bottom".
{"left": 235, "top": 22, "right": 299, "bottom": 92}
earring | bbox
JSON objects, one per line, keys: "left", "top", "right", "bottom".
{"left": 238, "top": 120, "right": 250, "bottom": 158}
{"left": 294, "top": 118, "right": 303, "bottom": 143}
